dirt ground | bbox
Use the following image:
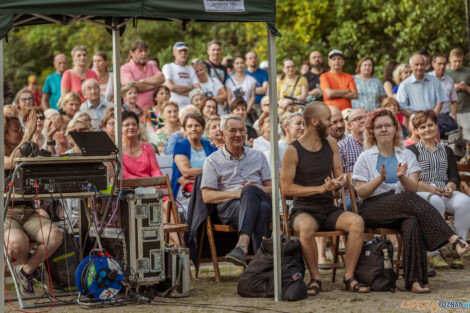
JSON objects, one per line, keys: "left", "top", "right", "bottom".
{"left": 5, "top": 256, "right": 470, "bottom": 313}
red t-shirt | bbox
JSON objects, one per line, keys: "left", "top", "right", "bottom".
{"left": 61, "top": 69, "right": 99, "bottom": 102}
{"left": 320, "top": 71, "right": 357, "bottom": 111}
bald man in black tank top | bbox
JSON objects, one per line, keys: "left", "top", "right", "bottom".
{"left": 281, "top": 101, "right": 370, "bottom": 295}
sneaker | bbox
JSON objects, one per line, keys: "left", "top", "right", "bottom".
{"left": 225, "top": 247, "right": 247, "bottom": 266}
{"left": 14, "top": 265, "right": 35, "bottom": 295}
{"left": 429, "top": 253, "right": 449, "bottom": 269}
{"left": 450, "top": 257, "right": 464, "bottom": 269}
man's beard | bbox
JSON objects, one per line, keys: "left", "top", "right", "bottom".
{"left": 316, "top": 122, "right": 329, "bottom": 138}
{"left": 134, "top": 57, "right": 148, "bottom": 65}
{"left": 312, "top": 64, "right": 323, "bottom": 71}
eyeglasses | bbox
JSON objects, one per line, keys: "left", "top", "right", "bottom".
{"left": 190, "top": 59, "right": 203, "bottom": 66}
{"left": 37, "top": 115, "right": 45, "bottom": 120}
{"left": 72, "top": 127, "right": 89, "bottom": 132}
{"left": 20, "top": 97, "right": 34, "bottom": 103}
{"left": 374, "top": 123, "right": 394, "bottom": 130}
{"left": 349, "top": 115, "right": 367, "bottom": 123}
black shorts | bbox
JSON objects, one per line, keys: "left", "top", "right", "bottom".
{"left": 290, "top": 206, "right": 344, "bottom": 232}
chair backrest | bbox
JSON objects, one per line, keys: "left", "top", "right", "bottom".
{"left": 458, "top": 162, "right": 470, "bottom": 183}
{"left": 157, "top": 154, "right": 174, "bottom": 178}
{"left": 121, "top": 174, "right": 180, "bottom": 224}
{"left": 346, "top": 174, "right": 360, "bottom": 215}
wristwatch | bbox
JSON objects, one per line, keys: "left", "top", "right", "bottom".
{"left": 47, "top": 139, "right": 56, "bottom": 146}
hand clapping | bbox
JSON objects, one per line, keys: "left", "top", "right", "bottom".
{"left": 396, "top": 162, "right": 408, "bottom": 178}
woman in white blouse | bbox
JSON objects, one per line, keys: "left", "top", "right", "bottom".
{"left": 352, "top": 108, "right": 469, "bottom": 293}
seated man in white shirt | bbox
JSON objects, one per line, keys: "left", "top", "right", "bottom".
{"left": 201, "top": 114, "right": 272, "bottom": 266}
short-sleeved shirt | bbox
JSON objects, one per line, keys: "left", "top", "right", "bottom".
{"left": 445, "top": 66, "right": 470, "bottom": 113}
{"left": 201, "top": 146, "right": 271, "bottom": 192}
{"left": 162, "top": 62, "right": 199, "bottom": 109}
{"left": 320, "top": 71, "right": 357, "bottom": 111}
{"left": 352, "top": 145, "right": 421, "bottom": 199}
{"left": 429, "top": 72, "right": 457, "bottom": 114}
{"left": 396, "top": 73, "right": 447, "bottom": 112}
{"left": 304, "top": 69, "right": 326, "bottom": 91}
{"left": 61, "top": 69, "right": 99, "bottom": 102}
{"left": 121, "top": 59, "right": 161, "bottom": 110}
{"left": 226, "top": 75, "right": 257, "bottom": 104}
{"left": 79, "top": 99, "right": 113, "bottom": 130}
{"left": 338, "top": 134, "right": 364, "bottom": 174}
{"left": 245, "top": 68, "right": 269, "bottom": 104}
{"left": 351, "top": 76, "right": 385, "bottom": 111}
{"left": 277, "top": 76, "right": 308, "bottom": 101}
{"left": 42, "top": 72, "right": 62, "bottom": 110}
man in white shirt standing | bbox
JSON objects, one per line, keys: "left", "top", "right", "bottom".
{"left": 162, "top": 42, "right": 200, "bottom": 109}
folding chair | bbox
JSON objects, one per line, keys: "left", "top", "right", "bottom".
{"left": 346, "top": 174, "right": 403, "bottom": 274}
{"left": 280, "top": 190, "right": 345, "bottom": 283}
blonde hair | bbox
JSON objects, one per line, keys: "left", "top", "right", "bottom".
{"left": 58, "top": 92, "right": 81, "bottom": 110}
{"left": 66, "top": 117, "right": 89, "bottom": 135}
{"left": 121, "top": 82, "right": 139, "bottom": 95}
{"left": 392, "top": 64, "right": 410, "bottom": 85}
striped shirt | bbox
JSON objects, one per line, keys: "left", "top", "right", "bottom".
{"left": 415, "top": 141, "right": 448, "bottom": 189}
{"left": 396, "top": 73, "right": 447, "bottom": 112}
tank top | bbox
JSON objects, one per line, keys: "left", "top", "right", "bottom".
{"left": 292, "top": 138, "right": 334, "bottom": 212}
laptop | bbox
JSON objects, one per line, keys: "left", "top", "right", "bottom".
{"left": 69, "top": 131, "right": 119, "bottom": 156}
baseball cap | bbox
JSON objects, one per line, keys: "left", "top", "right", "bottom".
{"left": 260, "top": 61, "right": 269, "bottom": 69}
{"left": 328, "top": 49, "right": 344, "bottom": 59}
{"left": 173, "top": 42, "right": 188, "bottom": 51}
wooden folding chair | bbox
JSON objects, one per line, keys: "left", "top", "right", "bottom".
{"left": 121, "top": 175, "right": 189, "bottom": 247}
{"left": 280, "top": 190, "right": 345, "bottom": 283}
{"left": 445, "top": 162, "right": 470, "bottom": 221}
{"left": 346, "top": 174, "right": 402, "bottom": 274}
{"left": 195, "top": 215, "right": 239, "bottom": 283}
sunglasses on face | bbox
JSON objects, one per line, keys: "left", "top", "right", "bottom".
{"left": 37, "top": 115, "right": 45, "bottom": 120}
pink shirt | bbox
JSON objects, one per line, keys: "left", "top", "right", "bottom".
{"left": 61, "top": 69, "right": 99, "bottom": 102}
{"left": 123, "top": 142, "right": 163, "bottom": 179}
{"left": 121, "top": 59, "right": 161, "bottom": 110}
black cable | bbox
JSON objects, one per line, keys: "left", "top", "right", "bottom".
{"left": 150, "top": 299, "right": 291, "bottom": 313}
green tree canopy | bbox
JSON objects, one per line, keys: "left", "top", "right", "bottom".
{"left": 3, "top": 0, "right": 468, "bottom": 94}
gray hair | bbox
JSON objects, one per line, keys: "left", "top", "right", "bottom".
{"left": 81, "top": 78, "right": 99, "bottom": 95}
{"left": 71, "top": 45, "right": 88, "bottom": 57}
{"left": 178, "top": 104, "right": 200, "bottom": 122}
{"left": 409, "top": 54, "right": 425, "bottom": 65}
{"left": 220, "top": 114, "right": 245, "bottom": 131}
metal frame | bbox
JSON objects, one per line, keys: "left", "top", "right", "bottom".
{"left": 0, "top": 16, "right": 283, "bottom": 311}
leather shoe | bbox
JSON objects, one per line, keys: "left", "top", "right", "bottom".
{"left": 225, "top": 247, "right": 247, "bottom": 266}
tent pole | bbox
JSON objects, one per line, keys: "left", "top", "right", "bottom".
{"left": 0, "top": 38, "right": 5, "bottom": 313}
{"left": 112, "top": 21, "right": 123, "bottom": 177}
{"left": 266, "top": 24, "right": 281, "bottom": 302}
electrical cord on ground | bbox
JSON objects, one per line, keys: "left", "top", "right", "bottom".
{"left": 150, "top": 299, "right": 291, "bottom": 313}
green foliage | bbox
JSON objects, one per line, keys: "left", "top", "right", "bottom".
{"left": 3, "top": 0, "right": 468, "bottom": 94}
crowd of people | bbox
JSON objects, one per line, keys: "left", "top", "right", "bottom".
{"left": 4, "top": 38, "right": 470, "bottom": 296}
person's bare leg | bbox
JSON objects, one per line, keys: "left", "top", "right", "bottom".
{"left": 4, "top": 229, "right": 30, "bottom": 264}
{"left": 293, "top": 214, "right": 321, "bottom": 295}
{"left": 316, "top": 237, "right": 328, "bottom": 263}
{"left": 22, "top": 226, "right": 62, "bottom": 275}
{"left": 236, "top": 233, "right": 251, "bottom": 254}
{"left": 335, "top": 211, "right": 370, "bottom": 292}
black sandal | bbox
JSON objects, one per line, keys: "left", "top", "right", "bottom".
{"left": 342, "top": 277, "right": 370, "bottom": 293}
{"left": 307, "top": 278, "right": 321, "bottom": 296}
{"left": 451, "top": 236, "right": 470, "bottom": 258}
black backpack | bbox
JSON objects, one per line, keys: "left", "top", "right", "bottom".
{"left": 237, "top": 235, "right": 307, "bottom": 301}
{"left": 354, "top": 237, "right": 398, "bottom": 292}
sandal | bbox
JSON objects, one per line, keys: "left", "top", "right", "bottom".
{"left": 342, "top": 277, "right": 370, "bottom": 293}
{"left": 451, "top": 237, "right": 470, "bottom": 258}
{"left": 307, "top": 278, "right": 321, "bottom": 296}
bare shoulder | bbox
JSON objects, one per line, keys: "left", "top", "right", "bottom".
{"left": 327, "top": 136, "right": 339, "bottom": 150}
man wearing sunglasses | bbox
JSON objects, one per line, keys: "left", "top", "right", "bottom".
{"left": 162, "top": 42, "right": 200, "bottom": 109}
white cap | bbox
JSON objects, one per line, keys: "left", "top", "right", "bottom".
{"left": 260, "top": 61, "right": 269, "bottom": 69}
